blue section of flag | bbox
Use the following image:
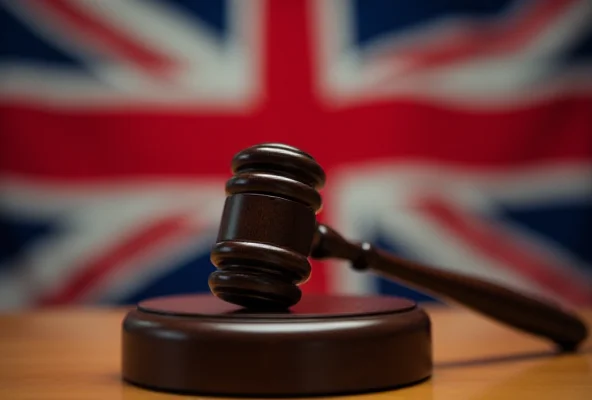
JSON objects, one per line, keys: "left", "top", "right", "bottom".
{"left": 0, "top": 5, "right": 82, "bottom": 67}
{"left": 118, "top": 247, "right": 216, "bottom": 305}
{"left": 565, "top": 27, "right": 592, "bottom": 62}
{"left": 164, "top": 0, "right": 228, "bottom": 39}
{"left": 367, "top": 228, "right": 440, "bottom": 302}
{"left": 353, "top": 0, "right": 516, "bottom": 47}
{"left": 498, "top": 200, "right": 592, "bottom": 272}
{"left": 0, "top": 213, "right": 58, "bottom": 270}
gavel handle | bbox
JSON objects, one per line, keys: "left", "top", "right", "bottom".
{"left": 310, "top": 224, "right": 588, "bottom": 351}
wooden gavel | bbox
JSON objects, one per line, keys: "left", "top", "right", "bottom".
{"left": 208, "top": 143, "right": 588, "bottom": 351}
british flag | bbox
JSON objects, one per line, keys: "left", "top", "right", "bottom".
{"left": 1, "top": 0, "right": 591, "bottom": 311}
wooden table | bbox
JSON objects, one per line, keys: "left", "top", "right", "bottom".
{"left": 1, "top": 305, "right": 590, "bottom": 400}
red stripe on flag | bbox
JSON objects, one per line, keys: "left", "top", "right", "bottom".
{"left": 31, "top": 0, "right": 175, "bottom": 77}
{"left": 1, "top": 96, "right": 591, "bottom": 179}
{"left": 38, "top": 214, "right": 193, "bottom": 305}
{"left": 263, "top": 0, "right": 328, "bottom": 294}
{"left": 417, "top": 196, "right": 592, "bottom": 305}
{"left": 376, "top": 0, "right": 577, "bottom": 76}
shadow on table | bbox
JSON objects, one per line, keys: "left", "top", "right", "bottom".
{"left": 436, "top": 345, "right": 592, "bottom": 369}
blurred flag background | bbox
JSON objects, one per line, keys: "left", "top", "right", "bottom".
{"left": 1, "top": 0, "right": 591, "bottom": 311}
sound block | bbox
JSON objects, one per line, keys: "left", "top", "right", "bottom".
{"left": 121, "top": 294, "right": 432, "bottom": 397}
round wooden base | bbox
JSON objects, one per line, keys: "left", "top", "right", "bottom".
{"left": 121, "top": 294, "right": 432, "bottom": 397}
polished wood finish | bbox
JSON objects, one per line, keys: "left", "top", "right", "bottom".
{"left": 1, "top": 306, "right": 591, "bottom": 400}
{"left": 208, "top": 143, "right": 588, "bottom": 351}
{"left": 209, "top": 143, "right": 326, "bottom": 309}
{"left": 311, "top": 224, "right": 588, "bottom": 351}
{"left": 122, "top": 294, "right": 432, "bottom": 396}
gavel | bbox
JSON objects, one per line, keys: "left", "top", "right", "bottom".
{"left": 209, "top": 143, "right": 588, "bottom": 351}
{"left": 122, "top": 142, "right": 590, "bottom": 396}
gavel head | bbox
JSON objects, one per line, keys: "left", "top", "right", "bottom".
{"left": 209, "top": 143, "right": 326, "bottom": 310}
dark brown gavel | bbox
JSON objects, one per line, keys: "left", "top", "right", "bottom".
{"left": 209, "top": 143, "right": 588, "bottom": 351}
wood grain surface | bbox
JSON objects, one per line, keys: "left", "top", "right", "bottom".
{"left": 1, "top": 305, "right": 590, "bottom": 400}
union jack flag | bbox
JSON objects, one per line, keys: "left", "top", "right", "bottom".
{"left": 1, "top": 0, "right": 591, "bottom": 311}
